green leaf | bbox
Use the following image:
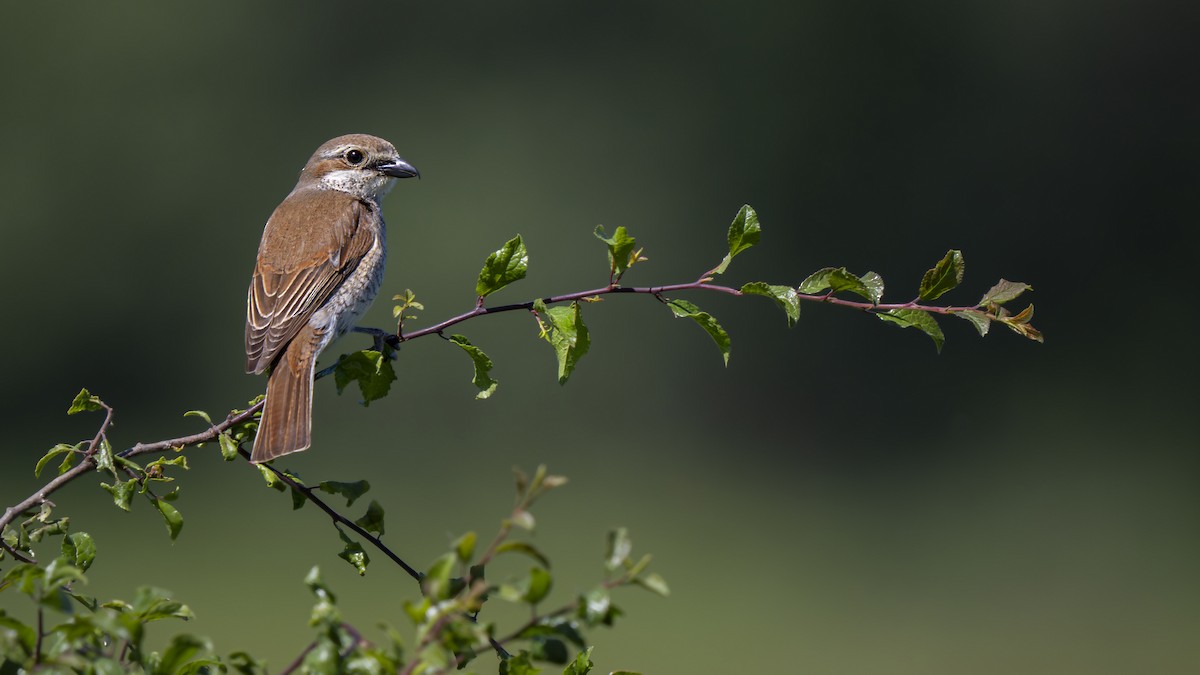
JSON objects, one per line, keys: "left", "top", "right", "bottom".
{"left": 605, "top": 528, "right": 632, "bottom": 572}
{"left": 153, "top": 634, "right": 211, "bottom": 675}
{"left": 500, "top": 651, "right": 540, "bottom": 675}
{"left": 447, "top": 334, "right": 499, "bottom": 399}
{"left": 740, "top": 282, "right": 800, "bottom": 327}
{"left": 453, "top": 531, "right": 477, "bottom": 563}
{"left": 337, "top": 530, "right": 370, "bottom": 576}
{"left": 95, "top": 437, "right": 116, "bottom": 475}
{"left": 524, "top": 567, "right": 552, "bottom": 605}
{"left": 423, "top": 553, "right": 456, "bottom": 600}
{"left": 476, "top": 235, "right": 528, "bottom": 297}
{"left": 495, "top": 541, "right": 551, "bottom": 568}
{"left": 509, "top": 509, "right": 536, "bottom": 531}
{"left": 68, "top": 388, "right": 104, "bottom": 415}
{"left": 919, "top": 250, "right": 965, "bottom": 301}
{"left": 353, "top": 500, "right": 385, "bottom": 536}
{"left": 713, "top": 205, "right": 760, "bottom": 274}
{"left": 878, "top": 309, "right": 945, "bottom": 352}
{"left": 633, "top": 572, "right": 670, "bottom": 597}
{"left": 952, "top": 308, "right": 992, "bottom": 336}
{"left": 979, "top": 278, "right": 1032, "bottom": 306}
{"left": 257, "top": 464, "right": 285, "bottom": 492}
{"left": 319, "top": 480, "right": 370, "bottom": 507}
{"left": 153, "top": 498, "right": 184, "bottom": 540}
{"left": 36, "top": 443, "right": 80, "bottom": 478}
{"left": 563, "top": 647, "right": 595, "bottom": 675}
{"left": 578, "top": 588, "right": 622, "bottom": 627}
{"left": 182, "top": 409, "right": 212, "bottom": 424}
{"left": 799, "top": 267, "right": 884, "bottom": 303}
{"left": 218, "top": 432, "right": 239, "bottom": 461}
{"left": 62, "top": 532, "right": 96, "bottom": 572}
{"left": 541, "top": 302, "right": 591, "bottom": 384}
{"left": 859, "top": 271, "right": 886, "bottom": 305}
{"left": 333, "top": 349, "right": 396, "bottom": 406}
{"left": 130, "top": 585, "right": 194, "bottom": 622}
{"left": 666, "top": 299, "right": 731, "bottom": 365}
{"left": 101, "top": 479, "right": 137, "bottom": 511}
{"left": 593, "top": 225, "right": 639, "bottom": 282}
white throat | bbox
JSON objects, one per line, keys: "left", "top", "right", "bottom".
{"left": 319, "top": 169, "right": 396, "bottom": 201}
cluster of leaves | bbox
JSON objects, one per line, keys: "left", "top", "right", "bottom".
{"left": 2, "top": 391, "right": 660, "bottom": 673}
{"left": 333, "top": 205, "right": 1040, "bottom": 403}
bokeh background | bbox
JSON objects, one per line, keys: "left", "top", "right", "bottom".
{"left": 2, "top": 2, "right": 1197, "bottom": 673}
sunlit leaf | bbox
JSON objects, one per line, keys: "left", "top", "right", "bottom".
{"left": 476, "top": 235, "right": 528, "bottom": 297}
{"left": 877, "top": 309, "right": 945, "bottom": 352}
{"left": 919, "top": 250, "right": 965, "bottom": 301}
{"left": 448, "top": 334, "right": 499, "bottom": 399}
{"left": 333, "top": 349, "right": 396, "bottom": 406}
{"left": 62, "top": 532, "right": 96, "bottom": 572}
{"left": 979, "top": 279, "right": 1032, "bottom": 306}
{"left": 666, "top": 299, "right": 731, "bottom": 365}
{"left": 337, "top": 530, "right": 370, "bottom": 576}
{"left": 740, "top": 282, "right": 800, "bottom": 327}
{"left": 68, "top": 388, "right": 105, "bottom": 415}
{"left": 594, "top": 225, "right": 639, "bottom": 282}
{"left": 153, "top": 498, "right": 184, "bottom": 540}
{"left": 713, "top": 205, "right": 760, "bottom": 274}
{"left": 354, "top": 500, "right": 385, "bottom": 536}
{"left": 541, "top": 302, "right": 590, "bottom": 384}
{"left": 952, "top": 309, "right": 991, "bottom": 336}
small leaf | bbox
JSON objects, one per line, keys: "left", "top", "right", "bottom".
{"left": 101, "top": 479, "right": 137, "bottom": 511}
{"left": 319, "top": 480, "right": 370, "bottom": 507}
{"left": 510, "top": 509, "right": 536, "bottom": 531}
{"left": 593, "top": 225, "right": 639, "bottom": 282}
{"left": 858, "top": 271, "right": 885, "bottom": 305}
{"left": 217, "top": 432, "right": 239, "bottom": 461}
{"left": 500, "top": 651, "right": 540, "bottom": 675}
{"left": 422, "top": 553, "right": 456, "bottom": 600}
{"left": 997, "top": 304, "right": 1044, "bottom": 343}
{"left": 257, "top": 464, "right": 285, "bottom": 492}
{"left": 919, "top": 250, "right": 965, "bottom": 301}
{"left": 633, "top": 572, "right": 670, "bottom": 597}
{"left": 36, "top": 443, "right": 80, "bottom": 478}
{"left": 182, "top": 410, "right": 212, "bottom": 425}
{"left": 353, "top": 500, "right": 385, "bottom": 536}
{"left": 878, "top": 309, "right": 945, "bottom": 352}
{"left": 953, "top": 309, "right": 992, "bottom": 336}
{"left": 979, "top": 279, "right": 1033, "bottom": 306}
{"left": 94, "top": 437, "right": 116, "bottom": 475}
{"left": 68, "top": 388, "right": 104, "bottom": 415}
{"left": 605, "top": 528, "right": 632, "bottom": 572}
{"left": 153, "top": 498, "right": 184, "bottom": 540}
{"left": 666, "top": 299, "right": 731, "bottom": 365}
{"left": 155, "top": 634, "right": 211, "bottom": 675}
{"left": 713, "top": 205, "right": 760, "bottom": 274}
{"left": 541, "top": 302, "right": 591, "bottom": 385}
{"left": 337, "top": 530, "right": 370, "bottom": 576}
{"left": 740, "top": 282, "right": 800, "bottom": 327}
{"left": 563, "top": 647, "right": 595, "bottom": 675}
{"left": 798, "top": 267, "right": 883, "bottom": 303}
{"left": 453, "top": 531, "right": 477, "bottom": 563}
{"left": 333, "top": 350, "right": 396, "bottom": 406}
{"left": 447, "top": 334, "right": 499, "bottom": 399}
{"left": 476, "top": 235, "right": 528, "bottom": 297}
{"left": 62, "top": 532, "right": 97, "bottom": 572}
{"left": 523, "top": 567, "right": 552, "bottom": 605}
{"left": 495, "top": 541, "right": 551, "bottom": 568}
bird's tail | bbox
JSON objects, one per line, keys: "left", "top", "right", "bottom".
{"left": 251, "top": 326, "right": 321, "bottom": 463}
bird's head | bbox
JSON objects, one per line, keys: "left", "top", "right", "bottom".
{"left": 298, "top": 134, "right": 419, "bottom": 201}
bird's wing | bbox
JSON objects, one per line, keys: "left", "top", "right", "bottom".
{"left": 245, "top": 190, "right": 378, "bottom": 374}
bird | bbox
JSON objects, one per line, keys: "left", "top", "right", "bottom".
{"left": 245, "top": 134, "right": 418, "bottom": 463}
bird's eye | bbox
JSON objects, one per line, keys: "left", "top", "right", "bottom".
{"left": 344, "top": 149, "right": 365, "bottom": 165}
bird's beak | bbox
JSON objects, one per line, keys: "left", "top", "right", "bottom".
{"left": 377, "top": 158, "right": 420, "bottom": 179}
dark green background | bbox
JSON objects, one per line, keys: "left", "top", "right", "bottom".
{"left": 2, "top": 2, "right": 1196, "bottom": 673}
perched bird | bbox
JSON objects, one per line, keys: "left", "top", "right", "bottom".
{"left": 245, "top": 134, "right": 418, "bottom": 463}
